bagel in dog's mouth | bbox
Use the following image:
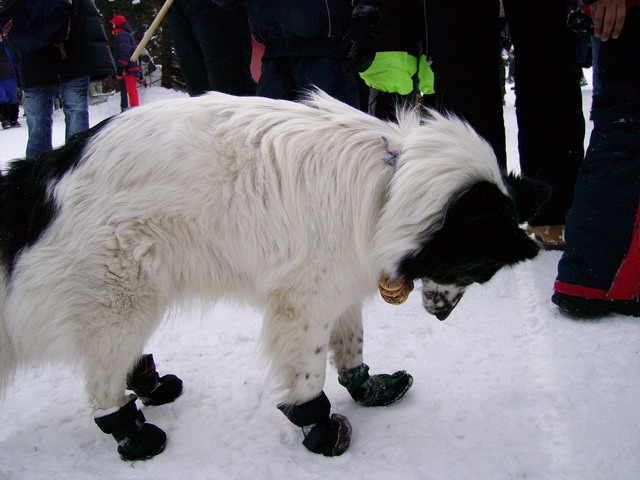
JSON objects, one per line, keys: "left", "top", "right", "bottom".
{"left": 378, "top": 275, "right": 414, "bottom": 305}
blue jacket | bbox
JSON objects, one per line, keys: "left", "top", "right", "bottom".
{"left": 112, "top": 21, "right": 141, "bottom": 78}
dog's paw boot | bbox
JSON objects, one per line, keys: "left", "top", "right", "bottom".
{"left": 301, "top": 414, "right": 352, "bottom": 456}
{"left": 126, "top": 354, "right": 183, "bottom": 406}
{"left": 338, "top": 363, "right": 413, "bottom": 407}
{"left": 94, "top": 395, "right": 167, "bottom": 461}
{"left": 278, "top": 391, "right": 352, "bottom": 456}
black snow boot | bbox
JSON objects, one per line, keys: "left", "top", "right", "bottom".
{"left": 94, "top": 395, "right": 167, "bottom": 461}
{"left": 552, "top": 291, "right": 640, "bottom": 318}
{"left": 278, "top": 391, "right": 352, "bottom": 457}
{"left": 126, "top": 354, "right": 183, "bottom": 406}
{"left": 338, "top": 363, "right": 413, "bottom": 407}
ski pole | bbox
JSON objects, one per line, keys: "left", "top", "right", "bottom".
{"left": 130, "top": 0, "right": 174, "bottom": 62}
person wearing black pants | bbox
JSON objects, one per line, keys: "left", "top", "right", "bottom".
{"left": 553, "top": 2, "right": 640, "bottom": 318}
{"left": 167, "top": 0, "right": 256, "bottom": 97}
{"left": 422, "top": 0, "right": 585, "bottom": 249}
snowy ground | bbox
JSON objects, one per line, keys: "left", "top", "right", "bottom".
{"left": 1, "top": 78, "right": 639, "bottom": 480}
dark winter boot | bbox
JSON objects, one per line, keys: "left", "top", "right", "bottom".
{"left": 278, "top": 391, "right": 352, "bottom": 457}
{"left": 338, "top": 363, "right": 413, "bottom": 407}
{"left": 552, "top": 292, "right": 640, "bottom": 318}
{"left": 126, "top": 354, "right": 183, "bottom": 406}
{"left": 94, "top": 395, "right": 167, "bottom": 461}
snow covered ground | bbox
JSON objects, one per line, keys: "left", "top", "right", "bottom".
{"left": 1, "top": 78, "right": 639, "bottom": 480}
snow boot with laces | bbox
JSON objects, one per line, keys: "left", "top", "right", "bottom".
{"left": 94, "top": 395, "right": 167, "bottom": 461}
{"left": 126, "top": 354, "right": 183, "bottom": 406}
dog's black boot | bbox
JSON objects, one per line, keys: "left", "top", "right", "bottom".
{"left": 126, "top": 354, "right": 183, "bottom": 406}
{"left": 338, "top": 363, "right": 413, "bottom": 407}
{"left": 278, "top": 391, "right": 352, "bottom": 457}
{"left": 94, "top": 395, "right": 167, "bottom": 461}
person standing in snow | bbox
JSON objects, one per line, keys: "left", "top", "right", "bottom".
{"left": 167, "top": 0, "right": 256, "bottom": 97}
{"left": 552, "top": 0, "right": 640, "bottom": 318}
{"left": 0, "top": 0, "right": 115, "bottom": 158}
{"left": 109, "top": 14, "right": 141, "bottom": 112}
{"left": 0, "top": 30, "right": 20, "bottom": 129}
{"left": 358, "top": 0, "right": 433, "bottom": 120}
{"left": 422, "top": 0, "right": 585, "bottom": 251}
{"left": 225, "top": 0, "right": 382, "bottom": 108}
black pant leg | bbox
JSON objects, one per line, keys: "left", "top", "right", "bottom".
{"left": 503, "top": 0, "right": 585, "bottom": 226}
{"left": 423, "top": 0, "right": 507, "bottom": 168}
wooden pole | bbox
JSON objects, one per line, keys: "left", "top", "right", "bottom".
{"left": 129, "top": 0, "right": 175, "bottom": 62}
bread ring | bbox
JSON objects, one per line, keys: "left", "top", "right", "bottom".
{"left": 378, "top": 275, "right": 413, "bottom": 305}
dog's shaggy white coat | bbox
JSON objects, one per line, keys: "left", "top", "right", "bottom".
{"left": 0, "top": 91, "right": 505, "bottom": 413}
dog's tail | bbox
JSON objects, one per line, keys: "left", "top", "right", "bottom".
{"left": 0, "top": 169, "right": 18, "bottom": 397}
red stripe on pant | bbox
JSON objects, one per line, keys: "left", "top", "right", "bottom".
{"left": 554, "top": 200, "right": 640, "bottom": 300}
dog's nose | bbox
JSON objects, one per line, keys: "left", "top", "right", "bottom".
{"left": 421, "top": 280, "right": 465, "bottom": 321}
{"left": 430, "top": 304, "right": 457, "bottom": 321}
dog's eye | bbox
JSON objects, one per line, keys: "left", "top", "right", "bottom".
{"left": 456, "top": 275, "right": 476, "bottom": 286}
{"left": 457, "top": 267, "right": 499, "bottom": 286}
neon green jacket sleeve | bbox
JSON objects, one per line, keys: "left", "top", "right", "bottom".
{"left": 359, "top": 52, "right": 434, "bottom": 95}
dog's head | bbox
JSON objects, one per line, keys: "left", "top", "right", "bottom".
{"left": 398, "top": 174, "right": 549, "bottom": 320}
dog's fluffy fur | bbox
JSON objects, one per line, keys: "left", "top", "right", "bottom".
{"left": 0, "top": 91, "right": 542, "bottom": 443}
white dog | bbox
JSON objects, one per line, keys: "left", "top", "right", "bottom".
{"left": 0, "top": 91, "right": 547, "bottom": 460}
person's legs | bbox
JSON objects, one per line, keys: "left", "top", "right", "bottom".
{"left": 504, "top": 0, "right": 584, "bottom": 228}
{"left": 256, "top": 57, "right": 296, "bottom": 100}
{"left": 118, "top": 77, "right": 129, "bottom": 111}
{"left": 124, "top": 75, "right": 139, "bottom": 107}
{"left": 0, "top": 82, "right": 8, "bottom": 128}
{"left": 0, "top": 103, "right": 9, "bottom": 128}
{"left": 423, "top": 0, "right": 506, "bottom": 168}
{"left": 23, "top": 84, "right": 55, "bottom": 158}
{"left": 290, "top": 57, "right": 360, "bottom": 108}
{"left": 193, "top": 2, "right": 255, "bottom": 96}
{"left": 168, "top": 0, "right": 255, "bottom": 96}
{"left": 167, "top": 0, "right": 211, "bottom": 96}
{"left": 8, "top": 103, "right": 20, "bottom": 126}
{"left": 554, "top": 7, "right": 640, "bottom": 316}
{"left": 60, "top": 76, "right": 90, "bottom": 139}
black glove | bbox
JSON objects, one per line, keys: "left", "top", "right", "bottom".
{"left": 343, "top": 4, "right": 383, "bottom": 73}
{"left": 567, "top": 6, "right": 594, "bottom": 35}
{"left": 0, "top": 0, "right": 18, "bottom": 14}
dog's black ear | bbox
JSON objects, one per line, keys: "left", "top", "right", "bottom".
{"left": 503, "top": 172, "right": 552, "bottom": 224}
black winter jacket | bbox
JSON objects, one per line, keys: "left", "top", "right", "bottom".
{"left": 11, "top": 0, "right": 115, "bottom": 89}
{"left": 242, "top": 0, "right": 353, "bottom": 58}
{"left": 224, "top": 0, "right": 384, "bottom": 59}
